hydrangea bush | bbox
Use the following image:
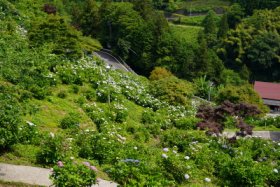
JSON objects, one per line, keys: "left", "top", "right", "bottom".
{"left": 50, "top": 160, "right": 97, "bottom": 187}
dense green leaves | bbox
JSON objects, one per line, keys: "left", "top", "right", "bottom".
{"left": 0, "top": 85, "right": 22, "bottom": 150}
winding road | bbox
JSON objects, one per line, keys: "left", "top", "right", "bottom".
{"left": 94, "top": 49, "right": 136, "bottom": 74}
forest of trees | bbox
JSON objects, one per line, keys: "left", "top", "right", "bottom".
{"left": 58, "top": 0, "right": 280, "bottom": 83}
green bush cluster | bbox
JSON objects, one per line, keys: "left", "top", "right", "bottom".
{"left": 60, "top": 113, "right": 80, "bottom": 129}
{"left": 50, "top": 160, "right": 97, "bottom": 187}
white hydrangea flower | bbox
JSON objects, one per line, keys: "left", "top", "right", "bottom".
{"left": 184, "top": 174, "right": 190, "bottom": 180}
{"left": 162, "top": 153, "right": 168, "bottom": 159}
{"left": 273, "top": 169, "right": 278, "bottom": 173}
{"left": 163, "top": 148, "right": 169, "bottom": 152}
{"left": 184, "top": 156, "right": 190, "bottom": 160}
{"left": 50, "top": 132, "right": 55, "bottom": 138}
{"left": 204, "top": 178, "right": 211, "bottom": 182}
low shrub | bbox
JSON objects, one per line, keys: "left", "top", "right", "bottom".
{"left": 0, "top": 91, "right": 22, "bottom": 150}
{"left": 18, "top": 121, "right": 40, "bottom": 145}
{"left": 50, "top": 160, "right": 97, "bottom": 187}
{"left": 57, "top": 90, "right": 68, "bottom": 99}
{"left": 174, "top": 117, "right": 200, "bottom": 130}
{"left": 60, "top": 113, "right": 80, "bottom": 129}
{"left": 36, "top": 133, "right": 65, "bottom": 165}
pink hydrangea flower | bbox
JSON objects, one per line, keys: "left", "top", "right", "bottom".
{"left": 57, "top": 161, "right": 63, "bottom": 167}
{"left": 83, "top": 162, "right": 91, "bottom": 167}
{"left": 90, "top": 166, "right": 98, "bottom": 172}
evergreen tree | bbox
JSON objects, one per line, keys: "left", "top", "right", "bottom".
{"left": 202, "top": 10, "right": 218, "bottom": 47}
{"left": 227, "top": 3, "right": 244, "bottom": 29}
{"left": 79, "top": 0, "right": 100, "bottom": 37}
{"left": 218, "top": 13, "right": 229, "bottom": 39}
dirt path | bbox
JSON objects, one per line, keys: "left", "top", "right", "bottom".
{"left": 0, "top": 163, "right": 117, "bottom": 187}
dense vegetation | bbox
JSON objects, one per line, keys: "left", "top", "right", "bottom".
{"left": 0, "top": 0, "right": 280, "bottom": 186}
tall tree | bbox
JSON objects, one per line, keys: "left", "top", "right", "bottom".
{"left": 202, "top": 10, "right": 218, "bottom": 47}
{"left": 79, "top": 0, "right": 100, "bottom": 37}
{"left": 218, "top": 13, "right": 229, "bottom": 39}
{"left": 227, "top": 3, "right": 245, "bottom": 29}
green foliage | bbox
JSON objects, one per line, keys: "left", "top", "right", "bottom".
{"left": 174, "top": 117, "right": 200, "bottom": 130}
{"left": 60, "top": 113, "right": 80, "bottom": 129}
{"left": 28, "top": 15, "right": 83, "bottom": 60}
{"left": 218, "top": 13, "right": 229, "bottom": 38}
{"left": 18, "top": 121, "right": 40, "bottom": 145}
{"left": 76, "top": 131, "right": 124, "bottom": 165}
{"left": 231, "top": 0, "right": 280, "bottom": 15}
{"left": 193, "top": 76, "right": 217, "bottom": 100}
{"left": 227, "top": 3, "right": 245, "bottom": 29}
{"left": 78, "top": 0, "right": 100, "bottom": 37}
{"left": 149, "top": 67, "right": 173, "bottom": 80}
{"left": 216, "top": 84, "right": 269, "bottom": 113}
{"left": 50, "top": 160, "right": 97, "bottom": 187}
{"left": 219, "top": 69, "right": 246, "bottom": 86}
{"left": 219, "top": 7, "right": 280, "bottom": 82}
{"left": 150, "top": 76, "right": 194, "bottom": 106}
{"left": 0, "top": 88, "right": 22, "bottom": 150}
{"left": 174, "top": 15, "right": 206, "bottom": 26}
{"left": 179, "top": 0, "right": 230, "bottom": 14}
{"left": 36, "top": 134, "right": 65, "bottom": 165}
{"left": 246, "top": 116, "right": 280, "bottom": 128}
{"left": 203, "top": 10, "right": 218, "bottom": 35}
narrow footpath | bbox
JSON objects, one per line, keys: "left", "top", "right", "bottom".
{"left": 0, "top": 163, "right": 117, "bottom": 187}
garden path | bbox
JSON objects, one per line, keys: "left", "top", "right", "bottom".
{"left": 223, "top": 131, "right": 280, "bottom": 141}
{"left": 0, "top": 163, "right": 117, "bottom": 187}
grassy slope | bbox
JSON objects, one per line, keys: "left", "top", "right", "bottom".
{"left": 23, "top": 84, "right": 95, "bottom": 132}
{"left": 177, "top": 0, "right": 230, "bottom": 12}
{"left": 169, "top": 23, "right": 203, "bottom": 45}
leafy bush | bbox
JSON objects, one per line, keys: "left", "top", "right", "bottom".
{"left": 149, "top": 67, "right": 173, "bottom": 81}
{"left": 36, "top": 133, "right": 65, "bottom": 165}
{"left": 150, "top": 76, "right": 195, "bottom": 106}
{"left": 60, "top": 113, "right": 80, "bottom": 129}
{"left": 216, "top": 84, "right": 268, "bottom": 113}
{"left": 50, "top": 160, "right": 97, "bottom": 187}
{"left": 76, "top": 131, "right": 124, "bottom": 165}
{"left": 0, "top": 90, "right": 22, "bottom": 150}
{"left": 108, "top": 159, "right": 172, "bottom": 186}
{"left": 18, "top": 121, "right": 40, "bottom": 145}
{"left": 174, "top": 117, "right": 200, "bottom": 130}
{"left": 28, "top": 15, "right": 83, "bottom": 60}
{"left": 246, "top": 116, "right": 280, "bottom": 128}
{"left": 57, "top": 90, "right": 68, "bottom": 99}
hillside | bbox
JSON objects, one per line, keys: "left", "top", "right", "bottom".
{"left": 1, "top": 0, "right": 280, "bottom": 187}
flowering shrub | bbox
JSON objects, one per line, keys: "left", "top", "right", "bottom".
{"left": 50, "top": 160, "right": 97, "bottom": 187}
{"left": 36, "top": 133, "right": 65, "bottom": 165}
{"left": 76, "top": 131, "right": 124, "bottom": 165}
{"left": 108, "top": 159, "right": 172, "bottom": 186}
{"left": 18, "top": 121, "right": 40, "bottom": 144}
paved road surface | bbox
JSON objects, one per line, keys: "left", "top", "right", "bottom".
{"left": 223, "top": 131, "right": 280, "bottom": 141}
{"left": 94, "top": 51, "right": 129, "bottom": 72}
{"left": 0, "top": 163, "right": 117, "bottom": 187}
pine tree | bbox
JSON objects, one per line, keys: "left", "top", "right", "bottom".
{"left": 218, "top": 13, "right": 229, "bottom": 39}
{"left": 202, "top": 10, "right": 218, "bottom": 47}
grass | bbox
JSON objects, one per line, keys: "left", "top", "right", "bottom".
{"left": 177, "top": 0, "right": 231, "bottom": 13}
{"left": 169, "top": 23, "right": 203, "bottom": 45}
{"left": 0, "top": 144, "right": 39, "bottom": 166}
{"left": 0, "top": 180, "right": 41, "bottom": 187}
{"left": 23, "top": 84, "right": 95, "bottom": 132}
{"left": 176, "top": 15, "right": 206, "bottom": 26}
